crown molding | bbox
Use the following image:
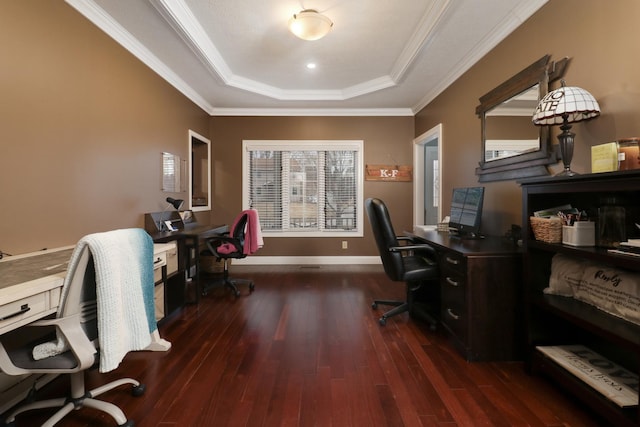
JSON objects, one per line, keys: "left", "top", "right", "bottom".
{"left": 67, "top": 0, "right": 547, "bottom": 117}
{"left": 148, "top": 0, "right": 448, "bottom": 102}
{"left": 390, "top": 0, "right": 451, "bottom": 82}
{"left": 210, "top": 108, "right": 414, "bottom": 117}
{"left": 411, "top": 0, "right": 548, "bottom": 113}
{"left": 65, "top": 0, "right": 215, "bottom": 113}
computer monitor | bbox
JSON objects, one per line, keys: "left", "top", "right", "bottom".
{"left": 448, "top": 186, "right": 485, "bottom": 238}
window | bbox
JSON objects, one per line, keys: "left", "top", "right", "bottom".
{"left": 243, "top": 140, "right": 364, "bottom": 237}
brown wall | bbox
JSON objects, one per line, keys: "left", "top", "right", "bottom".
{"left": 1, "top": 1, "right": 210, "bottom": 255}
{"left": 209, "top": 116, "right": 415, "bottom": 257}
{"left": 416, "top": 0, "right": 640, "bottom": 237}
{"left": 6, "top": 0, "right": 638, "bottom": 257}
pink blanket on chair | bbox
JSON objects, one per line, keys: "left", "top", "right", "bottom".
{"left": 217, "top": 209, "right": 263, "bottom": 255}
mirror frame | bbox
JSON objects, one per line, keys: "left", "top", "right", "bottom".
{"left": 475, "top": 55, "right": 569, "bottom": 182}
{"left": 188, "top": 130, "right": 211, "bottom": 212}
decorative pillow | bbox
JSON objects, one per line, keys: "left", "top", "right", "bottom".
{"left": 544, "top": 254, "right": 586, "bottom": 297}
{"left": 575, "top": 264, "right": 640, "bottom": 325}
{"left": 546, "top": 253, "right": 640, "bottom": 326}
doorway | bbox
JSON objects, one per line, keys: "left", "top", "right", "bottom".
{"left": 413, "top": 124, "right": 442, "bottom": 227}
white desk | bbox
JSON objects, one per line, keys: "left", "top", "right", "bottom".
{"left": 0, "top": 243, "right": 175, "bottom": 415}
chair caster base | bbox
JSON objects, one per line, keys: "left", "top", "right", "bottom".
{"left": 132, "top": 383, "right": 146, "bottom": 397}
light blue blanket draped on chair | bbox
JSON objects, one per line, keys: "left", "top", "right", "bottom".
{"left": 33, "top": 228, "right": 164, "bottom": 372}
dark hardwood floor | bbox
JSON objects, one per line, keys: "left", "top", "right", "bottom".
{"left": 7, "top": 265, "right": 606, "bottom": 426}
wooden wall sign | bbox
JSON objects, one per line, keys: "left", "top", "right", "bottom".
{"left": 365, "top": 164, "right": 413, "bottom": 182}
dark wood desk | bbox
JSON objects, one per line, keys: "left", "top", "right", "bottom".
{"left": 146, "top": 218, "right": 228, "bottom": 306}
{"left": 407, "top": 228, "right": 523, "bottom": 361}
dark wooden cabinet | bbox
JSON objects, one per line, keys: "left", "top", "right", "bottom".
{"left": 520, "top": 170, "right": 640, "bottom": 427}
{"left": 409, "top": 229, "right": 522, "bottom": 361}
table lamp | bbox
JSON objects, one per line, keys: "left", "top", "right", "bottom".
{"left": 159, "top": 197, "right": 184, "bottom": 231}
{"left": 532, "top": 80, "right": 600, "bottom": 176}
{"left": 166, "top": 197, "right": 184, "bottom": 210}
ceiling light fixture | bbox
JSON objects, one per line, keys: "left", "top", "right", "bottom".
{"left": 288, "top": 9, "right": 333, "bottom": 41}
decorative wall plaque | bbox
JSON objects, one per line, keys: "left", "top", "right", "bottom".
{"left": 365, "top": 164, "right": 412, "bottom": 182}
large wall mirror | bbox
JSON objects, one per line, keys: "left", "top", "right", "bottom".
{"left": 188, "top": 130, "right": 211, "bottom": 212}
{"left": 475, "top": 55, "right": 569, "bottom": 182}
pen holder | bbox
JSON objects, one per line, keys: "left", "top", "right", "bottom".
{"left": 562, "top": 221, "right": 595, "bottom": 247}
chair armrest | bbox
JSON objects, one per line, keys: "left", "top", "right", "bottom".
{"left": 0, "top": 315, "right": 96, "bottom": 375}
{"left": 35, "top": 316, "right": 97, "bottom": 368}
{"left": 53, "top": 316, "right": 98, "bottom": 370}
{"left": 389, "top": 243, "right": 437, "bottom": 258}
{"left": 389, "top": 244, "right": 429, "bottom": 252}
{"left": 205, "top": 235, "right": 235, "bottom": 246}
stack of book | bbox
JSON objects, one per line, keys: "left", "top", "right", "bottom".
{"left": 608, "top": 240, "right": 640, "bottom": 258}
{"left": 537, "top": 345, "right": 638, "bottom": 408}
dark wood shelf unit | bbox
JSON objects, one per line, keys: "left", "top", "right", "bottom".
{"left": 521, "top": 170, "right": 640, "bottom": 426}
{"left": 531, "top": 294, "right": 640, "bottom": 350}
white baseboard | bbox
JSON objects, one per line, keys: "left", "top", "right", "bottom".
{"left": 232, "top": 256, "right": 381, "bottom": 265}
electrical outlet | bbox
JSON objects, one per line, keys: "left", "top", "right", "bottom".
{"left": 341, "top": 241, "right": 348, "bottom": 249}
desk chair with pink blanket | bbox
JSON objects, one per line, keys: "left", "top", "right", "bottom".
{"left": 204, "top": 209, "right": 262, "bottom": 297}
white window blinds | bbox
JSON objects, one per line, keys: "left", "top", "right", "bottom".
{"left": 243, "top": 141, "right": 363, "bottom": 237}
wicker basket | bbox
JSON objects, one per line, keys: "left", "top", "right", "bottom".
{"left": 200, "top": 254, "right": 229, "bottom": 274}
{"left": 530, "top": 216, "right": 563, "bottom": 243}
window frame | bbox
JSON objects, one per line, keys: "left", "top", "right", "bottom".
{"left": 242, "top": 140, "right": 364, "bottom": 237}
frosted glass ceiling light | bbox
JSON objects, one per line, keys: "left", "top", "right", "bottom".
{"left": 288, "top": 9, "right": 333, "bottom": 41}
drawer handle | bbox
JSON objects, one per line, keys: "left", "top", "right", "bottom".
{"left": 0, "top": 304, "right": 31, "bottom": 321}
{"left": 445, "top": 256, "right": 459, "bottom": 265}
{"left": 445, "top": 277, "right": 459, "bottom": 287}
{"left": 153, "top": 257, "right": 163, "bottom": 265}
{"left": 446, "top": 308, "right": 460, "bottom": 320}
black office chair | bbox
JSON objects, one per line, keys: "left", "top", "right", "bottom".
{"left": 203, "top": 211, "right": 258, "bottom": 297}
{"left": 365, "top": 198, "right": 439, "bottom": 327}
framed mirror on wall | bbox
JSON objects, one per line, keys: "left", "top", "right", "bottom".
{"left": 475, "top": 55, "right": 569, "bottom": 182}
{"left": 188, "top": 130, "right": 211, "bottom": 212}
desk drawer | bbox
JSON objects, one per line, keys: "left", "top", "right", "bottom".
{"left": 440, "top": 250, "right": 467, "bottom": 305}
{"left": 440, "top": 251, "right": 466, "bottom": 276}
{"left": 153, "top": 252, "right": 167, "bottom": 283}
{"left": 439, "top": 249, "right": 468, "bottom": 345}
{"left": 165, "top": 245, "right": 178, "bottom": 276}
{"left": 441, "top": 296, "right": 468, "bottom": 344}
{"left": 0, "top": 293, "right": 49, "bottom": 334}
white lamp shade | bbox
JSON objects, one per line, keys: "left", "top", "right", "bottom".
{"left": 532, "top": 85, "right": 600, "bottom": 125}
{"left": 288, "top": 10, "right": 333, "bottom": 41}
